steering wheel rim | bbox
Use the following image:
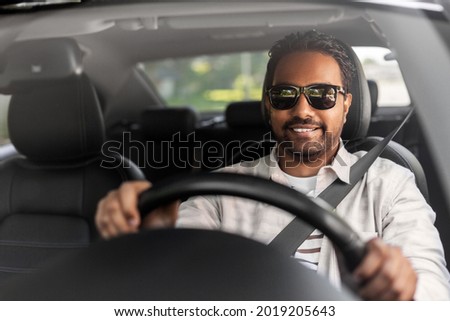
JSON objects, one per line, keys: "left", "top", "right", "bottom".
{"left": 0, "top": 171, "right": 365, "bottom": 300}
{"left": 138, "top": 172, "right": 367, "bottom": 271}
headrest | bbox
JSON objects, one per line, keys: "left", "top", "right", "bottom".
{"left": 8, "top": 74, "right": 105, "bottom": 162}
{"left": 4, "top": 38, "right": 104, "bottom": 162}
{"left": 367, "top": 79, "right": 379, "bottom": 116}
{"left": 0, "top": 38, "right": 83, "bottom": 93}
{"left": 141, "top": 108, "right": 198, "bottom": 140}
{"left": 340, "top": 45, "right": 371, "bottom": 141}
{"left": 226, "top": 101, "right": 268, "bottom": 128}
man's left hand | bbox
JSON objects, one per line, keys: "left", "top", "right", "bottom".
{"left": 353, "top": 238, "right": 417, "bottom": 300}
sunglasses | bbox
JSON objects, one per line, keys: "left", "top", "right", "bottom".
{"left": 266, "top": 84, "right": 346, "bottom": 110}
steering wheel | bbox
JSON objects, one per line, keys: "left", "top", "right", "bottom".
{"left": 139, "top": 172, "right": 366, "bottom": 271}
{"left": 0, "top": 172, "right": 365, "bottom": 300}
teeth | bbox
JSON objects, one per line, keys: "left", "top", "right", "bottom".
{"left": 292, "top": 128, "right": 315, "bottom": 133}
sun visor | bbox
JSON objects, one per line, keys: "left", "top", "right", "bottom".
{"left": 0, "top": 38, "right": 83, "bottom": 93}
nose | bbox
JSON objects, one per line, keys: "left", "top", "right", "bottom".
{"left": 290, "top": 92, "right": 315, "bottom": 117}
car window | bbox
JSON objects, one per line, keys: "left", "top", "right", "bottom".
{"left": 140, "top": 52, "right": 268, "bottom": 112}
{"left": 141, "top": 46, "right": 410, "bottom": 112}
{"left": 0, "top": 95, "right": 10, "bottom": 146}
{"left": 353, "top": 46, "right": 410, "bottom": 107}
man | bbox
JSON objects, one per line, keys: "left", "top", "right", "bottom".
{"left": 95, "top": 30, "right": 450, "bottom": 300}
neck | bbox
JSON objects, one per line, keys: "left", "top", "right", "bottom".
{"left": 277, "top": 144, "right": 339, "bottom": 177}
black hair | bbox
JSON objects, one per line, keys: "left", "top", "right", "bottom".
{"left": 265, "top": 30, "right": 356, "bottom": 92}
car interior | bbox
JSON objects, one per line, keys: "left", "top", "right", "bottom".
{"left": 0, "top": 0, "right": 449, "bottom": 300}
{"left": 0, "top": 37, "right": 145, "bottom": 288}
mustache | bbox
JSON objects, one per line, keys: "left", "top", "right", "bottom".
{"left": 282, "top": 116, "right": 324, "bottom": 130}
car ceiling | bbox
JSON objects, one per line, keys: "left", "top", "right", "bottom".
{"left": 1, "top": 2, "right": 384, "bottom": 59}
{"left": 0, "top": 2, "right": 389, "bottom": 97}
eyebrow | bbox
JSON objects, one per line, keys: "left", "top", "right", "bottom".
{"left": 271, "top": 82, "right": 341, "bottom": 87}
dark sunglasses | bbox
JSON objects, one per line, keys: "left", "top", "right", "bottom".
{"left": 266, "top": 84, "right": 346, "bottom": 110}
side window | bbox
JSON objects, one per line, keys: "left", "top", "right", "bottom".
{"left": 353, "top": 47, "right": 411, "bottom": 107}
{"left": 0, "top": 95, "right": 10, "bottom": 146}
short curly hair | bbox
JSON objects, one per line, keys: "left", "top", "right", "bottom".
{"left": 265, "top": 30, "right": 356, "bottom": 92}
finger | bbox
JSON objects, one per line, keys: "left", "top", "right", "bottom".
{"left": 96, "top": 191, "right": 126, "bottom": 238}
{"left": 96, "top": 197, "right": 117, "bottom": 239}
{"left": 358, "top": 247, "right": 402, "bottom": 300}
{"left": 353, "top": 238, "right": 385, "bottom": 281}
{"left": 118, "top": 181, "right": 152, "bottom": 228}
{"left": 378, "top": 250, "right": 417, "bottom": 301}
{"left": 358, "top": 243, "right": 417, "bottom": 301}
{"left": 398, "top": 272, "right": 417, "bottom": 300}
{"left": 376, "top": 266, "right": 411, "bottom": 300}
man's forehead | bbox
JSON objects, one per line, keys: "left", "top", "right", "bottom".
{"left": 273, "top": 51, "right": 343, "bottom": 86}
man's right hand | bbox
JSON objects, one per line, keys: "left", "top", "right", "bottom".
{"left": 95, "top": 181, "right": 180, "bottom": 239}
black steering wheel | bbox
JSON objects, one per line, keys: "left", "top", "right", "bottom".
{"left": 139, "top": 172, "right": 366, "bottom": 271}
{"left": 0, "top": 172, "right": 365, "bottom": 300}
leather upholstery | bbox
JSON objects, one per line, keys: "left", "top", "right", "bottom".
{"left": 367, "top": 79, "right": 379, "bottom": 116}
{"left": 126, "top": 107, "right": 200, "bottom": 182}
{"left": 346, "top": 137, "right": 429, "bottom": 202}
{"left": 340, "top": 45, "right": 372, "bottom": 141}
{"left": 0, "top": 39, "right": 144, "bottom": 287}
{"left": 8, "top": 76, "right": 105, "bottom": 162}
{"left": 226, "top": 101, "right": 268, "bottom": 128}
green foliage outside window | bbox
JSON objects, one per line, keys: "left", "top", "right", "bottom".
{"left": 142, "top": 52, "right": 269, "bottom": 112}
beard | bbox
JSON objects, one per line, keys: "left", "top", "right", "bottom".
{"left": 272, "top": 116, "right": 340, "bottom": 165}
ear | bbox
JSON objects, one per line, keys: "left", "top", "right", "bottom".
{"left": 343, "top": 93, "right": 352, "bottom": 124}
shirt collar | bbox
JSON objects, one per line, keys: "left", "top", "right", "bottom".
{"left": 320, "top": 140, "right": 353, "bottom": 185}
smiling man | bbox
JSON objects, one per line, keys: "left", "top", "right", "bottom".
{"left": 267, "top": 49, "right": 351, "bottom": 177}
{"left": 95, "top": 30, "right": 450, "bottom": 300}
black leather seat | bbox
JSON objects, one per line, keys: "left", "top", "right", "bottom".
{"left": 196, "top": 101, "right": 272, "bottom": 169}
{"left": 114, "top": 107, "right": 200, "bottom": 182}
{"left": 0, "top": 38, "right": 144, "bottom": 287}
{"left": 367, "top": 79, "right": 379, "bottom": 116}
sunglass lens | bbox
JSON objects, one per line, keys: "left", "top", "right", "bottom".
{"left": 307, "top": 85, "right": 337, "bottom": 109}
{"left": 270, "top": 86, "right": 298, "bottom": 110}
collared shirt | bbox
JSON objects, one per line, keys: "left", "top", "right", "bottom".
{"left": 177, "top": 144, "right": 450, "bottom": 300}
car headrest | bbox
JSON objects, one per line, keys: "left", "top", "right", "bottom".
{"left": 0, "top": 38, "right": 84, "bottom": 93}
{"left": 4, "top": 38, "right": 105, "bottom": 162}
{"left": 340, "top": 45, "right": 371, "bottom": 141}
{"left": 141, "top": 108, "right": 198, "bottom": 140}
{"left": 367, "top": 79, "right": 379, "bottom": 116}
{"left": 226, "top": 101, "right": 268, "bottom": 128}
{"left": 8, "top": 74, "right": 105, "bottom": 162}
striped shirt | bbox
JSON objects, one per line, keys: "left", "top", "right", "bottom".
{"left": 282, "top": 172, "right": 324, "bottom": 271}
{"left": 294, "top": 229, "right": 324, "bottom": 271}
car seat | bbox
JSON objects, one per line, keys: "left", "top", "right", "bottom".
{"left": 113, "top": 107, "right": 200, "bottom": 182}
{"left": 0, "top": 38, "right": 145, "bottom": 287}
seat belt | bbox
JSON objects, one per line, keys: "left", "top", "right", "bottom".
{"left": 269, "top": 108, "right": 415, "bottom": 255}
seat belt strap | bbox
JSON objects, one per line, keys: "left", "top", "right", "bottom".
{"left": 269, "top": 108, "right": 415, "bottom": 255}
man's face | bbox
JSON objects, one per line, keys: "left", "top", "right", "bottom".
{"left": 267, "top": 51, "right": 352, "bottom": 165}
